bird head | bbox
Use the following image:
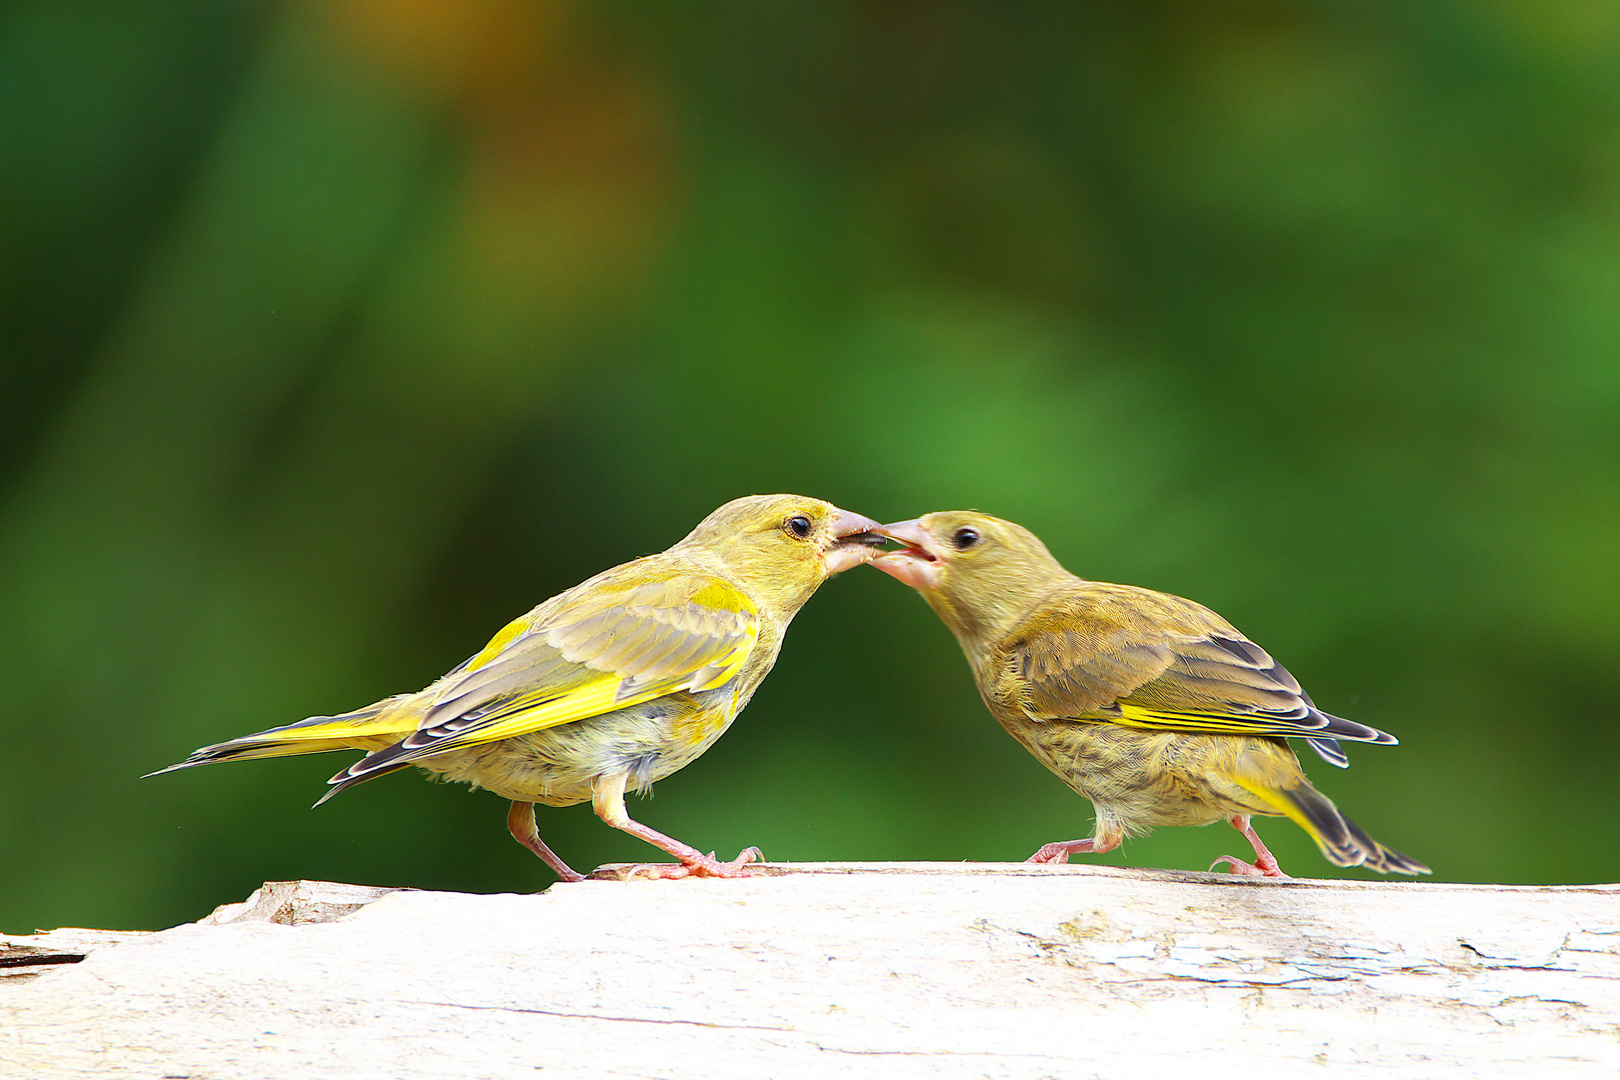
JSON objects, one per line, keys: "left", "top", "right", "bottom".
{"left": 870, "top": 511, "right": 1071, "bottom": 644}
{"left": 676, "top": 494, "right": 886, "bottom": 615}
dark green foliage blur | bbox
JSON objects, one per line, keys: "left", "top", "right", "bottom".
{"left": 4, "top": 0, "right": 1618, "bottom": 932}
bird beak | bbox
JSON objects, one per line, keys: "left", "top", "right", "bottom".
{"left": 870, "top": 519, "right": 943, "bottom": 589}
{"left": 822, "top": 508, "right": 888, "bottom": 574}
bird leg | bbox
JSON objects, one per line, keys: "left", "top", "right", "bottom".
{"left": 1210, "top": 815, "right": 1291, "bottom": 878}
{"left": 506, "top": 801, "right": 586, "bottom": 883}
{"left": 591, "top": 772, "right": 765, "bottom": 880}
{"left": 1026, "top": 831, "right": 1122, "bottom": 865}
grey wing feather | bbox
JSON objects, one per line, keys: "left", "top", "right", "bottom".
{"left": 1015, "top": 627, "right": 1396, "bottom": 765}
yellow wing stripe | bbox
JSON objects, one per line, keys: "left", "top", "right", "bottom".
{"left": 231, "top": 705, "right": 420, "bottom": 746}
{"left": 463, "top": 616, "right": 532, "bottom": 675}
{"left": 411, "top": 624, "right": 758, "bottom": 753}
{"left": 247, "top": 722, "right": 415, "bottom": 745}
{"left": 1105, "top": 703, "right": 1310, "bottom": 737}
{"left": 447, "top": 674, "right": 627, "bottom": 746}
{"left": 688, "top": 631, "right": 755, "bottom": 692}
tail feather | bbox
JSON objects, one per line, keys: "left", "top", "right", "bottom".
{"left": 144, "top": 695, "right": 419, "bottom": 778}
{"left": 1273, "top": 782, "right": 1430, "bottom": 875}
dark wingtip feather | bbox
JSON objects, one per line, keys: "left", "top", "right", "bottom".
{"left": 142, "top": 742, "right": 262, "bottom": 777}
{"left": 313, "top": 757, "right": 409, "bottom": 807}
{"left": 1304, "top": 736, "right": 1349, "bottom": 768}
{"left": 312, "top": 778, "right": 349, "bottom": 808}
{"left": 142, "top": 760, "right": 197, "bottom": 779}
{"left": 1312, "top": 709, "right": 1400, "bottom": 747}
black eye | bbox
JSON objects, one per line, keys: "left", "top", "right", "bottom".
{"left": 952, "top": 527, "right": 980, "bottom": 550}
{"left": 785, "top": 514, "right": 813, "bottom": 539}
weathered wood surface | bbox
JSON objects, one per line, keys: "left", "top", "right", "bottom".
{"left": 3, "top": 864, "right": 1617, "bottom": 1078}
{"left": 0, "top": 928, "right": 150, "bottom": 981}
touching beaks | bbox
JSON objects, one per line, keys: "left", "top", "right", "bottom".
{"left": 869, "top": 519, "right": 944, "bottom": 589}
{"left": 823, "top": 507, "right": 888, "bottom": 574}
{"left": 830, "top": 508, "right": 886, "bottom": 546}
{"left": 874, "top": 519, "right": 933, "bottom": 554}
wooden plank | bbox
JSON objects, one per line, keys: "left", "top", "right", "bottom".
{"left": 3, "top": 864, "right": 1616, "bottom": 1078}
{"left": 0, "top": 929, "right": 151, "bottom": 982}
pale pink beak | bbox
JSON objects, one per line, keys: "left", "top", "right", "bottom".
{"left": 870, "top": 518, "right": 943, "bottom": 589}
{"left": 822, "top": 508, "right": 887, "bottom": 574}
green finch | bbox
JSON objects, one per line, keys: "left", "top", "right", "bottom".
{"left": 153, "top": 494, "right": 885, "bottom": 882}
{"left": 871, "top": 511, "right": 1427, "bottom": 878}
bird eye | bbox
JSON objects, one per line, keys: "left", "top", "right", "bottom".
{"left": 784, "top": 514, "right": 813, "bottom": 539}
{"left": 952, "top": 527, "right": 980, "bottom": 550}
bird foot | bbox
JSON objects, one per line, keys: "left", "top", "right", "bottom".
{"left": 611, "top": 846, "right": 767, "bottom": 881}
{"left": 1026, "top": 839, "right": 1099, "bottom": 865}
{"left": 1209, "top": 854, "right": 1291, "bottom": 879}
{"left": 1215, "top": 815, "right": 1292, "bottom": 878}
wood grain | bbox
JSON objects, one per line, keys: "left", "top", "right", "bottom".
{"left": 3, "top": 865, "right": 1616, "bottom": 1078}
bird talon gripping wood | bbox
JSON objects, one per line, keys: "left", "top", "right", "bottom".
{"left": 151, "top": 495, "right": 885, "bottom": 882}
{"left": 870, "top": 511, "right": 1429, "bottom": 879}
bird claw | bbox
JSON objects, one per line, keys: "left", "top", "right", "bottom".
{"left": 1026, "top": 839, "right": 1098, "bottom": 864}
{"left": 684, "top": 846, "right": 765, "bottom": 878}
{"left": 1210, "top": 854, "right": 1291, "bottom": 879}
{"left": 615, "top": 863, "right": 680, "bottom": 881}
{"left": 610, "top": 846, "right": 766, "bottom": 881}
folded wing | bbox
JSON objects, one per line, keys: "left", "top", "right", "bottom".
{"left": 318, "top": 573, "right": 759, "bottom": 798}
{"left": 1006, "top": 596, "right": 1394, "bottom": 767}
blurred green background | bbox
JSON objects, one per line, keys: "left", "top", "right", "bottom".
{"left": 4, "top": 0, "right": 1618, "bottom": 934}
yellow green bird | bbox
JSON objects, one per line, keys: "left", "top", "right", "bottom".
{"left": 153, "top": 494, "right": 885, "bottom": 882}
{"left": 871, "top": 511, "right": 1427, "bottom": 878}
